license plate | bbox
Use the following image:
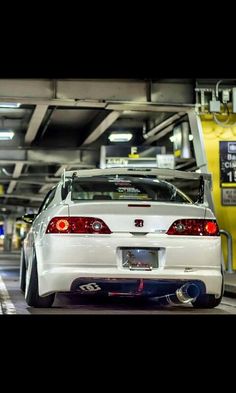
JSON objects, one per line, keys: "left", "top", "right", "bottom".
{"left": 121, "top": 248, "right": 159, "bottom": 270}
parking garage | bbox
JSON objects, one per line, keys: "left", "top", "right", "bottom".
{"left": 0, "top": 78, "right": 236, "bottom": 314}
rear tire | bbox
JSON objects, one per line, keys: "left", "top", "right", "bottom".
{"left": 192, "top": 294, "right": 223, "bottom": 308}
{"left": 25, "top": 249, "right": 55, "bottom": 308}
{"left": 192, "top": 271, "right": 224, "bottom": 309}
{"left": 19, "top": 248, "right": 26, "bottom": 293}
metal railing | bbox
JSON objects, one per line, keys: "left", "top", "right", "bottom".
{"left": 220, "top": 229, "right": 234, "bottom": 273}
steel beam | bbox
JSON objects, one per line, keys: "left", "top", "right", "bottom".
{"left": 82, "top": 111, "right": 121, "bottom": 145}
{"left": 143, "top": 113, "right": 185, "bottom": 140}
{"left": 143, "top": 124, "right": 175, "bottom": 145}
{"left": 6, "top": 163, "right": 24, "bottom": 194}
{"left": 7, "top": 181, "right": 17, "bottom": 194}
{"left": 106, "top": 102, "right": 194, "bottom": 112}
{"left": 2, "top": 193, "right": 44, "bottom": 201}
{"left": 0, "top": 79, "right": 195, "bottom": 104}
{"left": 0, "top": 177, "right": 58, "bottom": 185}
{"left": 54, "top": 164, "right": 68, "bottom": 177}
{"left": 25, "top": 105, "right": 48, "bottom": 144}
{"left": 0, "top": 148, "right": 96, "bottom": 166}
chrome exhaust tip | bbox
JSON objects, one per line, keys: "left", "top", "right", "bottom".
{"left": 175, "top": 283, "right": 200, "bottom": 304}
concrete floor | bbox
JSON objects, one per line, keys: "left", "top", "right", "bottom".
{"left": 1, "top": 253, "right": 236, "bottom": 314}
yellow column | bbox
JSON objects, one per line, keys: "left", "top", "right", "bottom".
{"left": 201, "top": 114, "right": 236, "bottom": 268}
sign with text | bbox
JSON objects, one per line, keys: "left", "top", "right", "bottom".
{"left": 156, "top": 154, "right": 175, "bottom": 169}
{"left": 220, "top": 141, "right": 236, "bottom": 186}
{"left": 222, "top": 188, "right": 236, "bottom": 205}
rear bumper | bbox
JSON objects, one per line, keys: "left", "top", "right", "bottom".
{"left": 36, "top": 234, "right": 222, "bottom": 296}
{"left": 38, "top": 266, "right": 223, "bottom": 297}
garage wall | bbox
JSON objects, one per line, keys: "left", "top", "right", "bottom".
{"left": 201, "top": 115, "right": 236, "bottom": 269}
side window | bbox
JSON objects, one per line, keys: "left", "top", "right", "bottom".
{"left": 38, "top": 187, "right": 57, "bottom": 214}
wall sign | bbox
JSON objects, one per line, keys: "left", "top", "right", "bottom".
{"left": 220, "top": 141, "right": 236, "bottom": 186}
{"left": 222, "top": 188, "right": 236, "bottom": 205}
{"left": 156, "top": 154, "right": 175, "bottom": 169}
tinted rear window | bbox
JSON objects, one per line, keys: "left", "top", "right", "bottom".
{"left": 71, "top": 176, "right": 192, "bottom": 203}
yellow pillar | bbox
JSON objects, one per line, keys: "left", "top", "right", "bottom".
{"left": 201, "top": 114, "right": 236, "bottom": 269}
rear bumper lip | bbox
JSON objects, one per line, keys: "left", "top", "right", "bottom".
{"left": 38, "top": 266, "right": 223, "bottom": 297}
{"left": 70, "top": 277, "right": 207, "bottom": 298}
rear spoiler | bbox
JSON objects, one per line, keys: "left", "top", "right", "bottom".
{"left": 61, "top": 167, "right": 212, "bottom": 182}
{"left": 61, "top": 167, "right": 212, "bottom": 204}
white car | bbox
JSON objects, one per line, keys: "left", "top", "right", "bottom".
{"left": 19, "top": 168, "right": 223, "bottom": 308}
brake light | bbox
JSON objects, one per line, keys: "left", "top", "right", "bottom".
{"left": 46, "top": 217, "right": 112, "bottom": 234}
{"left": 205, "top": 221, "right": 218, "bottom": 234}
{"left": 166, "top": 219, "right": 219, "bottom": 236}
{"left": 128, "top": 204, "right": 151, "bottom": 207}
{"left": 56, "top": 219, "right": 70, "bottom": 231}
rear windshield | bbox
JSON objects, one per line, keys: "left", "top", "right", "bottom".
{"left": 71, "top": 176, "right": 192, "bottom": 203}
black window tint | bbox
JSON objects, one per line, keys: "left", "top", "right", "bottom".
{"left": 71, "top": 176, "right": 192, "bottom": 204}
{"left": 61, "top": 180, "right": 71, "bottom": 200}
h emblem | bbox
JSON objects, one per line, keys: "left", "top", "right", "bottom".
{"left": 134, "top": 219, "right": 144, "bottom": 227}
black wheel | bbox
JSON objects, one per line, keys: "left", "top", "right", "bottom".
{"left": 192, "top": 293, "right": 223, "bottom": 308}
{"left": 25, "top": 248, "right": 55, "bottom": 308}
{"left": 19, "top": 248, "right": 26, "bottom": 293}
{"left": 192, "top": 271, "right": 224, "bottom": 309}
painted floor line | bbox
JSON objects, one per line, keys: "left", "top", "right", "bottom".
{"left": 0, "top": 275, "right": 16, "bottom": 314}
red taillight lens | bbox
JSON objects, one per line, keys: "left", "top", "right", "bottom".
{"left": 56, "top": 219, "right": 70, "bottom": 232}
{"left": 46, "top": 217, "right": 112, "bottom": 234}
{"left": 204, "top": 221, "right": 218, "bottom": 235}
{"left": 166, "top": 219, "right": 219, "bottom": 236}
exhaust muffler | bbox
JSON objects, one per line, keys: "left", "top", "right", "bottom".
{"left": 154, "top": 283, "right": 200, "bottom": 306}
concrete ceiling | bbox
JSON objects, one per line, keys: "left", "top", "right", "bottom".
{"left": 0, "top": 78, "right": 199, "bottom": 214}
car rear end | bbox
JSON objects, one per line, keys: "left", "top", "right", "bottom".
{"left": 36, "top": 173, "right": 222, "bottom": 302}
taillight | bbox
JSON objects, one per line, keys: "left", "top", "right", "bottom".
{"left": 166, "top": 219, "right": 219, "bottom": 236}
{"left": 46, "top": 217, "right": 112, "bottom": 234}
{"left": 56, "top": 219, "right": 70, "bottom": 231}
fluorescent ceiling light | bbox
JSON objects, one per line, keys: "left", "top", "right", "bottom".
{"left": 0, "top": 102, "right": 20, "bottom": 108}
{"left": 169, "top": 135, "right": 193, "bottom": 142}
{"left": 108, "top": 132, "right": 133, "bottom": 142}
{"left": 0, "top": 130, "right": 15, "bottom": 140}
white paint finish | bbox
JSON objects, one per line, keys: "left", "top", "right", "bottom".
{"left": 68, "top": 201, "right": 210, "bottom": 232}
{"left": 22, "top": 170, "right": 222, "bottom": 300}
{"left": 63, "top": 167, "right": 212, "bottom": 182}
{"left": 37, "top": 265, "right": 222, "bottom": 297}
{"left": 25, "top": 105, "right": 48, "bottom": 144}
{"left": 0, "top": 275, "right": 16, "bottom": 314}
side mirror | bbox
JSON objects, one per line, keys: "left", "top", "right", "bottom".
{"left": 17, "top": 213, "right": 37, "bottom": 224}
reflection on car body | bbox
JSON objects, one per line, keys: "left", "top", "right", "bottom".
{"left": 19, "top": 168, "right": 223, "bottom": 308}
